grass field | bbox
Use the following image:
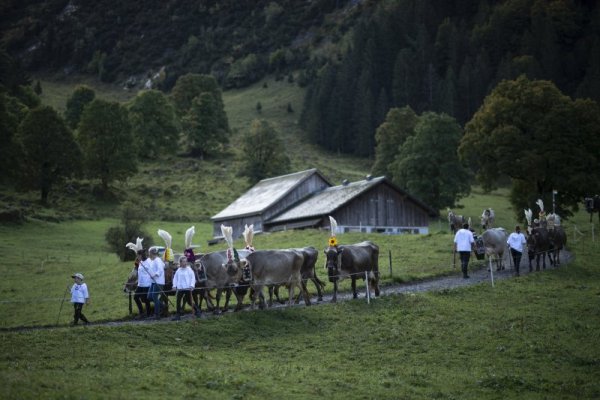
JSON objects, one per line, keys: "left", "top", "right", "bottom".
{"left": 0, "top": 218, "right": 598, "bottom": 398}
{"left": 2, "top": 74, "right": 596, "bottom": 398}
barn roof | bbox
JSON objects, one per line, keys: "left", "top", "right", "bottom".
{"left": 267, "top": 176, "right": 383, "bottom": 223}
{"left": 267, "top": 176, "right": 438, "bottom": 224}
{"left": 211, "top": 168, "right": 330, "bottom": 221}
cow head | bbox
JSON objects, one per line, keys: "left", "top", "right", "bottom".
{"left": 123, "top": 266, "right": 138, "bottom": 293}
{"left": 237, "top": 258, "right": 252, "bottom": 282}
{"left": 222, "top": 258, "right": 241, "bottom": 278}
{"left": 324, "top": 246, "right": 342, "bottom": 282}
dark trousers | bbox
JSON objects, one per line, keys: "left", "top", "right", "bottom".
{"left": 73, "top": 302, "right": 88, "bottom": 324}
{"left": 459, "top": 251, "right": 471, "bottom": 277}
{"left": 510, "top": 248, "right": 522, "bottom": 274}
{"left": 134, "top": 286, "right": 151, "bottom": 316}
{"left": 176, "top": 289, "right": 200, "bottom": 315}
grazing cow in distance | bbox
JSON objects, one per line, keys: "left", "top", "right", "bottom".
{"left": 447, "top": 208, "right": 466, "bottom": 234}
{"left": 481, "top": 228, "right": 509, "bottom": 271}
{"left": 481, "top": 208, "right": 495, "bottom": 230}
{"left": 240, "top": 249, "right": 311, "bottom": 309}
{"left": 324, "top": 241, "right": 380, "bottom": 303}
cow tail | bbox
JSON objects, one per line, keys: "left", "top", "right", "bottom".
{"left": 314, "top": 272, "right": 326, "bottom": 289}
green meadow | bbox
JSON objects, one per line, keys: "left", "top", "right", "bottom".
{"left": 0, "top": 75, "right": 596, "bottom": 398}
{"left": 1, "top": 189, "right": 599, "bottom": 398}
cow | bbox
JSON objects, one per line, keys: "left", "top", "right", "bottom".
{"left": 324, "top": 241, "right": 380, "bottom": 303}
{"left": 526, "top": 226, "right": 551, "bottom": 271}
{"left": 270, "top": 246, "right": 326, "bottom": 305}
{"left": 481, "top": 208, "right": 495, "bottom": 230}
{"left": 239, "top": 249, "right": 311, "bottom": 310}
{"left": 196, "top": 249, "right": 251, "bottom": 314}
{"left": 546, "top": 213, "right": 566, "bottom": 266}
{"left": 447, "top": 208, "right": 466, "bottom": 234}
{"left": 481, "top": 228, "right": 509, "bottom": 271}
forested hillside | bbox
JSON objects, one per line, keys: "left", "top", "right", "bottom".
{"left": 300, "top": 0, "right": 600, "bottom": 156}
{"left": 1, "top": 0, "right": 600, "bottom": 223}
{"left": 2, "top": 0, "right": 598, "bottom": 159}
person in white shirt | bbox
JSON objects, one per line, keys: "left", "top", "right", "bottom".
{"left": 507, "top": 225, "right": 527, "bottom": 276}
{"left": 70, "top": 273, "right": 89, "bottom": 325}
{"left": 134, "top": 250, "right": 152, "bottom": 318}
{"left": 454, "top": 223, "right": 475, "bottom": 279}
{"left": 148, "top": 247, "right": 166, "bottom": 319}
{"left": 171, "top": 256, "right": 201, "bottom": 320}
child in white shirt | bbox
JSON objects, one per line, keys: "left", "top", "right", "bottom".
{"left": 70, "top": 273, "right": 89, "bottom": 325}
{"left": 171, "top": 256, "right": 201, "bottom": 320}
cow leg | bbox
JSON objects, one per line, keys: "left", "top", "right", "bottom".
{"left": 288, "top": 285, "right": 294, "bottom": 307}
{"left": 351, "top": 276, "right": 358, "bottom": 299}
{"left": 268, "top": 286, "right": 275, "bottom": 307}
{"left": 331, "top": 281, "right": 338, "bottom": 303}
{"left": 214, "top": 289, "right": 223, "bottom": 315}
{"left": 373, "top": 271, "right": 380, "bottom": 297}
{"left": 221, "top": 288, "right": 232, "bottom": 313}
{"left": 313, "top": 275, "right": 325, "bottom": 302}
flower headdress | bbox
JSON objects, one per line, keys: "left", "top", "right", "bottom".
{"left": 328, "top": 216, "right": 338, "bottom": 247}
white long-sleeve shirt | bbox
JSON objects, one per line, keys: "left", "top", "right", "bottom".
{"left": 137, "top": 259, "right": 153, "bottom": 288}
{"left": 70, "top": 283, "right": 89, "bottom": 304}
{"left": 149, "top": 256, "right": 165, "bottom": 285}
{"left": 173, "top": 266, "right": 196, "bottom": 290}
{"left": 507, "top": 232, "right": 527, "bottom": 252}
{"left": 454, "top": 228, "right": 474, "bottom": 252}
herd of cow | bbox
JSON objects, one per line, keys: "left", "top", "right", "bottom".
{"left": 448, "top": 201, "right": 567, "bottom": 272}
{"left": 123, "top": 223, "right": 381, "bottom": 317}
{"left": 122, "top": 201, "right": 567, "bottom": 318}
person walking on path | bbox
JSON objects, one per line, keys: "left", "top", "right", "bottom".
{"left": 172, "top": 256, "right": 201, "bottom": 320}
{"left": 70, "top": 273, "right": 90, "bottom": 326}
{"left": 148, "top": 247, "right": 165, "bottom": 319}
{"left": 134, "top": 250, "right": 152, "bottom": 318}
{"left": 454, "top": 223, "right": 475, "bottom": 279}
{"left": 507, "top": 225, "right": 527, "bottom": 276}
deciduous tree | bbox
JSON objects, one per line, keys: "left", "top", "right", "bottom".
{"left": 65, "top": 85, "right": 96, "bottom": 129}
{"left": 391, "top": 112, "right": 470, "bottom": 210}
{"left": 459, "top": 75, "right": 600, "bottom": 218}
{"left": 240, "top": 119, "right": 290, "bottom": 183}
{"left": 77, "top": 99, "right": 136, "bottom": 193}
{"left": 128, "top": 90, "right": 178, "bottom": 158}
{"left": 17, "top": 106, "right": 81, "bottom": 204}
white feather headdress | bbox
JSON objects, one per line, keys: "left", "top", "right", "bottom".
{"left": 157, "top": 229, "right": 172, "bottom": 248}
{"left": 221, "top": 224, "right": 233, "bottom": 249}
{"left": 524, "top": 209, "right": 532, "bottom": 227}
{"left": 535, "top": 199, "right": 544, "bottom": 213}
{"left": 125, "top": 237, "right": 144, "bottom": 253}
{"left": 243, "top": 224, "right": 255, "bottom": 251}
{"left": 329, "top": 216, "right": 338, "bottom": 237}
{"left": 185, "top": 226, "right": 198, "bottom": 249}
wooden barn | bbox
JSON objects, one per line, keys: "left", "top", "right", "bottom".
{"left": 211, "top": 170, "right": 438, "bottom": 240}
{"left": 265, "top": 175, "right": 438, "bottom": 234}
{"left": 211, "top": 168, "right": 332, "bottom": 239}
